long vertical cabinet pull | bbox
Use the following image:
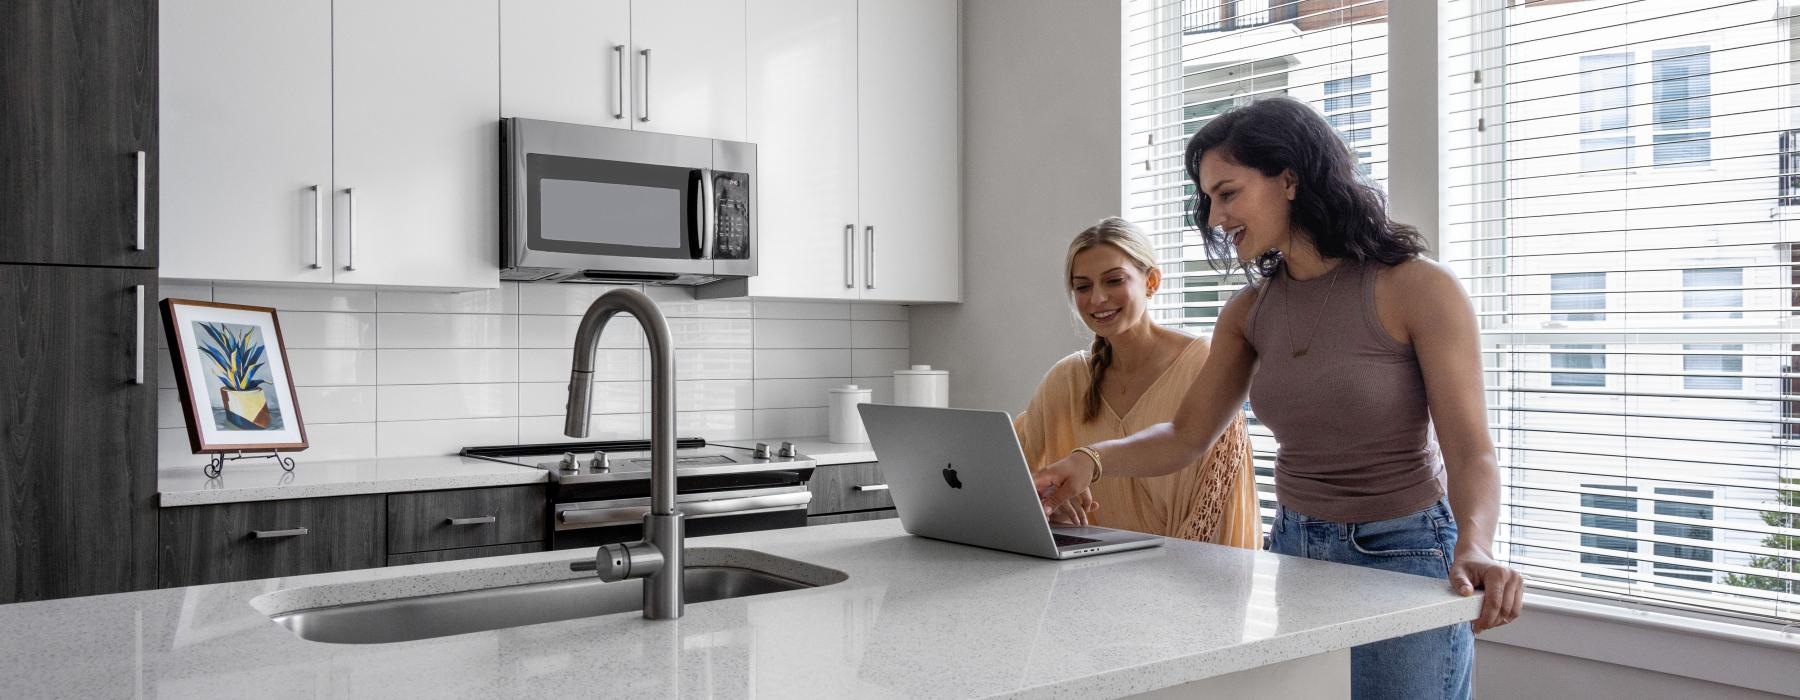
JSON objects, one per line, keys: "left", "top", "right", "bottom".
{"left": 134, "top": 151, "right": 147, "bottom": 251}
{"left": 133, "top": 285, "right": 145, "bottom": 385}
{"left": 309, "top": 185, "right": 324, "bottom": 269}
{"left": 638, "top": 48, "right": 652, "bottom": 122}
{"left": 613, "top": 45, "right": 626, "bottom": 120}
{"left": 342, "top": 187, "right": 357, "bottom": 272}
{"left": 844, "top": 225, "right": 855, "bottom": 288}
{"left": 865, "top": 226, "right": 876, "bottom": 290}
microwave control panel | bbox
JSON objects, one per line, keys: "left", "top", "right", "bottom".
{"left": 713, "top": 172, "right": 751, "bottom": 260}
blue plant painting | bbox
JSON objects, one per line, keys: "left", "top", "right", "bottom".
{"left": 195, "top": 321, "right": 284, "bottom": 431}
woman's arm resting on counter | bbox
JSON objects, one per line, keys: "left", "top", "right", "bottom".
{"left": 1400, "top": 259, "right": 1523, "bottom": 633}
{"left": 1035, "top": 286, "right": 1261, "bottom": 509}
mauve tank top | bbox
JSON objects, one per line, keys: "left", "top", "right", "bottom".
{"left": 1242, "top": 258, "right": 1445, "bottom": 523}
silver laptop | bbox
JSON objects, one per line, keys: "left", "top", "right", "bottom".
{"left": 857, "top": 403, "right": 1163, "bottom": 560}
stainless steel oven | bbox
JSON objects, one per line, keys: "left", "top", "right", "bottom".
{"left": 463, "top": 438, "right": 811, "bottom": 550}
{"left": 500, "top": 118, "right": 755, "bottom": 286}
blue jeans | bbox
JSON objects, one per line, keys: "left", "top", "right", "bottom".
{"left": 1267, "top": 500, "right": 1474, "bottom": 700}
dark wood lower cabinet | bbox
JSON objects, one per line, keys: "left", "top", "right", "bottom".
{"left": 808, "top": 461, "right": 897, "bottom": 525}
{"left": 807, "top": 510, "right": 897, "bottom": 527}
{"left": 158, "top": 495, "right": 385, "bottom": 587}
{"left": 387, "top": 485, "right": 545, "bottom": 554}
{"left": 0, "top": 265, "right": 158, "bottom": 603}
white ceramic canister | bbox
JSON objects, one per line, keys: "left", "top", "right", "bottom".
{"left": 828, "top": 384, "right": 873, "bottom": 443}
{"left": 893, "top": 365, "right": 949, "bottom": 408}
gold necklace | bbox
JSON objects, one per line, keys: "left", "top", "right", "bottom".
{"left": 1280, "top": 261, "right": 1344, "bottom": 359}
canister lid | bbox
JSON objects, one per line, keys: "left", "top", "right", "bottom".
{"left": 893, "top": 364, "right": 947, "bottom": 375}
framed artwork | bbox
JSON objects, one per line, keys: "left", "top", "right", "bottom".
{"left": 161, "top": 299, "right": 308, "bottom": 453}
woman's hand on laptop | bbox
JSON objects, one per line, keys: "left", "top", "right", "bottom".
{"left": 1034, "top": 453, "right": 1098, "bottom": 517}
{"left": 1047, "top": 490, "right": 1099, "bottom": 526}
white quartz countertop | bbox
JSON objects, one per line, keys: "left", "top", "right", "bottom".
{"left": 718, "top": 436, "right": 877, "bottom": 465}
{"left": 158, "top": 455, "right": 545, "bottom": 507}
{"left": 0, "top": 519, "right": 1478, "bottom": 698}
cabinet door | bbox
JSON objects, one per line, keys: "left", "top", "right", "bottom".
{"left": 629, "top": 0, "right": 747, "bottom": 141}
{"left": 333, "top": 0, "right": 500, "bottom": 289}
{"left": 0, "top": 0, "right": 157, "bottom": 269}
{"left": 159, "top": 0, "right": 334, "bottom": 284}
{"left": 386, "top": 485, "right": 546, "bottom": 554}
{"left": 501, "top": 0, "right": 632, "bottom": 128}
{"left": 0, "top": 266, "right": 158, "bottom": 602}
{"left": 159, "top": 494, "right": 385, "bottom": 587}
{"left": 744, "top": 0, "right": 861, "bottom": 299}
{"left": 857, "top": 0, "right": 960, "bottom": 303}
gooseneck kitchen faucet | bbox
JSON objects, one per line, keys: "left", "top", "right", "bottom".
{"left": 563, "top": 288, "right": 684, "bottom": 619}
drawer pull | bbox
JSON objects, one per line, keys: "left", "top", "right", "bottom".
{"left": 447, "top": 516, "right": 497, "bottom": 526}
{"left": 252, "top": 527, "right": 309, "bottom": 539}
{"left": 853, "top": 484, "right": 889, "bottom": 492}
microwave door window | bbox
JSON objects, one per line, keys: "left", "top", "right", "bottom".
{"left": 526, "top": 153, "right": 696, "bottom": 260}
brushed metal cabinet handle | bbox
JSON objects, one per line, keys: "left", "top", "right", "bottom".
{"left": 309, "top": 185, "right": 323, "bottom": 269}
{"left": 134, "top": 151, "right": 146, "bottom": 251}
{"left": 613, "top": 45, "right": 626, "bottom": 120}
{"left": 342, "top": 187, "right": 356, "bottom": 271}
{"left": 447, "top": 516, "right": 497, "bottom": 526}
{"left": 133, "top": 285, "right": 145, "bottom": 385}
{"left": 844, "top": 225, "right": 855, "bottom": 288}
{"left": 865, "top": 225, "right": 876, "bottom": 290}
{"left": 638, "top": 48, "right": 652, "bottom": 122}
{"left": 853, "top": 484, "right": 889, "bottom": 492}
{"left": 253, "top": 528, "right": 309, "bottom": 539}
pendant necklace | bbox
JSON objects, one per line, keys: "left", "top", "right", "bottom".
{"left": 1281, "top": 260, "right": 1345, "bottom": 359}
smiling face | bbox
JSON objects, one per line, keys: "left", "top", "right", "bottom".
{"left": 1197, "top": 149, "right": 1299, "bottom": 263}
{"left": 1068, "top": 243, "right": 1160, "bottom": 339}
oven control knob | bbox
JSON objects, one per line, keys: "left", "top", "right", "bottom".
{"left": 559, "top": 452, "right": 580, "bottom": 472}
{"left": 753, "top": 442, "right": 772, "bottom": 459}
{"left": 778, "top": 441, "right": 798, "bottom": 459}
{"left": 590, "top": 451, "right": 610, "bottom": 472}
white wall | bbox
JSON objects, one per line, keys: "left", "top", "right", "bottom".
{"left": 909, "top": 0, "right": 1124, "bottom": 412}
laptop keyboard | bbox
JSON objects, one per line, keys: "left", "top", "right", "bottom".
{"left": 1052, "top": 533, "right": 1101, "bottom": 547}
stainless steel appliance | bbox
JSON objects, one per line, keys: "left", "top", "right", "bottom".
{"left": 500, "top": 118, "right": 755, "bottom": 286}
{"left": 462, "top": 438, "right": 814, "bottom": 550}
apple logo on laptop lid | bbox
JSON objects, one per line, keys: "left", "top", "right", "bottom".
{"left": 942, "top": 463, "right": 963, "bottom": 489}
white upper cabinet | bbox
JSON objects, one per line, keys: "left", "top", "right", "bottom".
{"left": 858, "top": 0, "right": 960, "bottom": 303}
{"left": 628, "top": 0, "right": 748, "bottom": 141}
{"left": 160, "top": 0, "right": 499, "bottom": 290}
{"left": 332, "top": 0, "right": 499, "bottom": 289}
{"left": 160, "top": 0, "right": 334, "bottom": 284}
{"left": 744, "top": 0, "right": 860, "bottom": 299}
{"left": 501, "top": 0, "right": 632, "bottom": 127}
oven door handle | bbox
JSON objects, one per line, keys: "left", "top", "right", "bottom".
{"left": 558, "top": 490, "right": 812, "bottom": 529}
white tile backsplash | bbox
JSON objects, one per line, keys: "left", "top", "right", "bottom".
{"left": 156, "top": 281, "right": 912, "bottom": 465}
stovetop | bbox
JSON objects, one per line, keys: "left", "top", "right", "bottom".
{"left": 461, "top": 438, "right": 816, "bottom": 485}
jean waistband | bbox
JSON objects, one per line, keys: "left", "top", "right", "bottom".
{"left": 1275, "top": 499, "right": 1452, "bottom": 526}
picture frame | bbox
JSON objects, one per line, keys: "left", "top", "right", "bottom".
{"left": 160, "top": 299, "right": 308, "bottom": 453}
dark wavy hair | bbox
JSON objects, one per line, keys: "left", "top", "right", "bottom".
{"left": 1185, "top": 96, "right": 1426, "bottom": 278}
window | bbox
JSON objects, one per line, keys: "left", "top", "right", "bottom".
{"left": 1127, "top": 0, "right": 1391, "bottom": 529}
{"left": 1579, "top": 53, "right": 1632, "bottom": 171}
{"left": 1550, "top": 344, "right": 1606, "bottom": 387}
{"left": 1651, "top": 47, "right": 1711, "bottom": 167}
{"left": 1683, "top": 267, "right": 1742, "bottom": 320}
{"left": 1550, "top": 272, "right": 1606, "bottom": 322}
{"left": 1446, "top": 0, "right": 1796, "bottom": 622}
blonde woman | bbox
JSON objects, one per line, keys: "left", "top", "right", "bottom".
{"left": 1013, "top": 217, "right": 1261, "bottom": 547}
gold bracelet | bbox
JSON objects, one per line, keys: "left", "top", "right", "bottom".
{"left": 1071, "top": 446, "right": 1104, "bottom": 483}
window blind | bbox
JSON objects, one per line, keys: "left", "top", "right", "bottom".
{"left": 1446, "top": 0, "right": 1799, "bottom": 622}
{"left": 1124, "top": 0, "right": 1393, "bottom": 522}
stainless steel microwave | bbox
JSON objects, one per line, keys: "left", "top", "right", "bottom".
{"left": 501, "top": 118, "right": 755, "bottom": 285}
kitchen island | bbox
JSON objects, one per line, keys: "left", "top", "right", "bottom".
{"left": 0, "top": 519, "right": 1477, "bottom": 698}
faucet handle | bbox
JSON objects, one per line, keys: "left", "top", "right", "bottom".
{"left": 752, "top": 442, "right": 772, "bottom": 459}
{"left": 778, "top": 441, "right": 798, "bottom": 458}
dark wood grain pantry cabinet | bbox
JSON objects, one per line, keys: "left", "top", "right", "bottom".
{"left": 0, "top": 0, "right": 158, "bottom": 268}
{"left": 0, "top": 267, "right": 160, "bottom": 602}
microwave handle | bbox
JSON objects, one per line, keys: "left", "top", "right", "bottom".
{"left": 689, "top": 168, "right": 714, "bottom": 260}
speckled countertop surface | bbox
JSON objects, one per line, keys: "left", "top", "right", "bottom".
{"left": 0, "top": 519, "right": 1478, "bottom": 699}
{"left": 158, "top": 455, "right": 545, "bottom": 507}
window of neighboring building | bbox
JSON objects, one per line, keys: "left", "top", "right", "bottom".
{"left": 1652, "top": 47, "right": 1711, "bottom": 167}
{"left": 1551, "top": 272, "right": 1607, "bottom": 322}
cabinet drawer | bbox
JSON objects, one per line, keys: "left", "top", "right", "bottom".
{"left": 808, "top": 510, "right": 897, "bottom": 527}
{"left": 387, "top": 485, "right": 545, "bottom": 554}
{"left": 387, "top": 542, "right": 545, "bottom": 567}
{"left": 807, "top": 461, "right": 893, "bottom": 515}
{"left": 159, "top": 495, "right": 385, "bottom": 587}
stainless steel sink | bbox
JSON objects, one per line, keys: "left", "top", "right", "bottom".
{"left": 269, "top": 551, "right": 844, "bottom": 645}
